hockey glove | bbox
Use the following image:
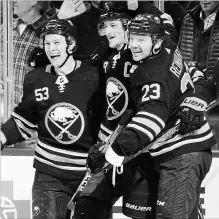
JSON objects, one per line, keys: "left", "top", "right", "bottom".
{"left": 177, "top": 96, "right": 207, "bottom": 135}
{"left": 86, "top": 142, "right": 108, "bottom": 174}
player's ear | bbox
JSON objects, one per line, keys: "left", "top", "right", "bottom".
{"left": 67, "top": 41, "right": 76, "bottom": 54}
{"left": 154, "top": 38, "right": 163, "bottom": 50}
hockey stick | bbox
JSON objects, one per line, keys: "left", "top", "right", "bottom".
{"left": 102, "top": 120, "right": 180, "bottom": 171}
{"left": 67, "top": 109, "right": 133, "bottom": 211}
{"left": 102, "top": 98, "right": 219, "bottom": 171}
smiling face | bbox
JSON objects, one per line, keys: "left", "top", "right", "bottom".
{"left": 104, "top": 19, "right": 126, "bottom": 50}
{"left": 129, "top": 33, "right": 153, "bottom": 61}
{"left": 44, "top": 34, "right": 70, "bottom": 68}
{"left": 200, "top": 1, "right": 219, "bottom": 16}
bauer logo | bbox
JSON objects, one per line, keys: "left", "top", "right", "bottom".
{"left": 0, "top": 181, "right": 31, "bottom": 219}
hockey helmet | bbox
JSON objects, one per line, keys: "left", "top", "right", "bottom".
{"left": 99, "top": 1, "right": 131, "bottom": 28}
{"left": 40, "top": 19, "right": 77, "bottom": 45}
{"left": 128, "top": 14, "right": 165, "bottom": 37}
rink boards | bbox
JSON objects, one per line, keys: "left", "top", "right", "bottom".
{"left": 1, "top": 150, "right": 219, "bottom": 219}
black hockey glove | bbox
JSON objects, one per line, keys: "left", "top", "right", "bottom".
{"left": 86, "top": 142, "right": 108, "bottom": 174}
{"left": 27, "top": 47, "right": 50, "bottom": 68}
{"left": 177, "top": 96, "right": 207, "bottom": 135}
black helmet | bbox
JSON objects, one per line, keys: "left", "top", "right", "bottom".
{"left": 128, "top": 14, "right": 165, "bottom": 37}
{"left": 99, "top": 1, "right": 131, "bottom": 27}
{"left": 40, "top": 19, "right": 77, "bottom": 45}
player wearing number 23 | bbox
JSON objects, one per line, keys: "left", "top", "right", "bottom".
{"left": 102, "top": 14, "right": 216, "bottom": 219}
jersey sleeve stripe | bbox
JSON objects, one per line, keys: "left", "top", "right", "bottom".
{"left": 150, "top": 132, "right": 213, "bottom": 156}
{"left": 132, "top": 117, "right": 162, "bottom": 136}
{"left": 162, "top": 20, "right": 174, "bottom": 26}
{"left": 135, "top": 114, "right": 164, "bottom": 130}
{"left": 14, "top": 118, "right": 34, "bottom": 140}
{"left": 137, "top": 111, "right": 165, "bottom": 128}
{"left": 100, "top": 124, "right": 113, "bottom": 135}
{"left": 160, "top": 13, "right": 174, "bottom": 24}
{"left": 12, "top": 112, "right": 38, "bottom": 129}
{"left": 127, "top": 123, "right": 154, "bottom": 141}
{"left": 98, "top": 131, "right": 109, "bottom": 142}
{"left": 150, "top": 122, "right": 211, "bottom": 150}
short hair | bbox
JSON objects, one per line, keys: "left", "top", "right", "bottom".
{"left": 36, "top": 1, "right": 50, "bottom": 14}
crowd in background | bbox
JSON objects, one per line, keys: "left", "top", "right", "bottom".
{"left": 1, "top": 0, "right": 219, "bottom": 149}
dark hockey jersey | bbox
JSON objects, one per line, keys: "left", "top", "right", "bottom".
{"left": 98, "top": 45, "right": 134, "bottom": 141}
{"left": 105, "top": 46, "right": 216, "bottom": 165}
{"left": 1, "top": 61, "right": 105, "bottom": 179}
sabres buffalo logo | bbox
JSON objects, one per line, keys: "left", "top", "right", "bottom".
{"left": 106, "top": 77, "right": 128, "bottom": 120}
{"left": 45, "top": 103, "right": 85, "bottom": 144}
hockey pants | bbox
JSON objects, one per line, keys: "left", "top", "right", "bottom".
{"left": 155, "top": 150, "right": 212, "bottom": 219}
{"left": 32, "top": 170, "right": 81, "bottom": 219}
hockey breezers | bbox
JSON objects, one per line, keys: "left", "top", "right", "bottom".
{"left": 67, "top": 109, "right": 133, "bottom": 211}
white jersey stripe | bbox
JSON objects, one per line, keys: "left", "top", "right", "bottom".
{"left": 137, "top": 111, "right": 165, "bottom": 128}
{"left": 38, "top": 140, "right": 88, "bottom": 157}
{"left": 12, "top": 112, "right": 38, "bottom": 128}
{"left": 150, "top": 132, "right": 213, "bottom": 156}
{"left": 36, "top": 146, "right": 86, "bottom": 166}
{"left": 98, "top": 131, "right": 109, "bottom": 142}
{"left": 150, "top": 122, "right": 211, "bottom": 150}
{"left": 100, "top": 124, "right": 113, "bottom": 135}
{"left": 127, "top": 123, "right": 154, "bottom": 141}
{"left": 35, "top": 155, "right": 87, "bottom": 171}
{"left": 132, "top": 117, "right": 162, "bottom": 135}
{"left": 14, "top": 119, "right": 32, "bottom": 140}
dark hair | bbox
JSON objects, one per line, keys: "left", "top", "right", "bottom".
{"left": 37, "top": 1, "right": 50, "bottom": 14}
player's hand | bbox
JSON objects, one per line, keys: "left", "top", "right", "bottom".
{"left": 127, "top": 0, "right": 138, "bottom": 10}
{"left": 86, "top": 142, "right": 108, "bottom": 174}
{"left": 58, "top": 0, "right": 86, "bottom": 19}
{"left": 177, "top": 96, "right": 207, "bottom": 134}
{"left": 27, "top": 47, "right": 49, "bottom": 68}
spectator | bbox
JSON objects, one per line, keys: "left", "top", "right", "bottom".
{"left": 12, "top": 1, "right": 50, "bottom": 148}
{"left": 178, "top": 1, "right": 219, "bottom": 92}
{"left": 13, "top": 1, "right": 49, "bottom": 106}
{"left": 178, "top": 1, "right": 219, "bottom": 148}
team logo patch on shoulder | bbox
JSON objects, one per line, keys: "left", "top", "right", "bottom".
{"left": 45, "top": 103, "right": 85, "bottom": 144}
{"left": 106, "top": 77, "right": 128, "bottom": 120}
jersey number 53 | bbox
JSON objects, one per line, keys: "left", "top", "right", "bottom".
{"left": 35, "top": 87, "right": 49, "bottom": 101}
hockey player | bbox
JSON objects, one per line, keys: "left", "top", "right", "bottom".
{"left": 71, "top": 2, "right": 177, "bottom": 219}
{"left": 86, "top": 14, "right": 216, "bottom": 219}
{"left": 0, "top": 19, "right": 105, "bottom": 219}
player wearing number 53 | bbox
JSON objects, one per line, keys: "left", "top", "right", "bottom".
{"left": 0, "top": 19, "right": 105, "bottom": 219}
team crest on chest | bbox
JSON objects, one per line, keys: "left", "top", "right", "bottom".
{"left": 106, "top": 77, "right": 128, "bottom": 120}
{"left": 45, "top": 103, "right": 85, "bottom": 144}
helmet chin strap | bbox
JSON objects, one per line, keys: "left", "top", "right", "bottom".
{"left": 57, "top": 46, "right": 73, "bottom": 68}
{"left": 149, "top": 36, "right": 162, "bottom": 57}
{"left": 58, "top": 54, "right": 71, "bottom": 68}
